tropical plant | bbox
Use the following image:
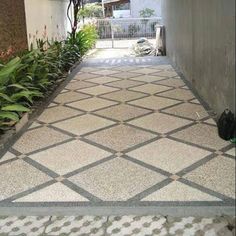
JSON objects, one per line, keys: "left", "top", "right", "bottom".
{"left": 78, "top": 3, "right": 103, "bottom": 19}
{"left": 73, "top": 24, "right": 98, "bottom": 56}
{"left": 139, "top": 8, "right": 155, "bottom": 18}
{"left": 128, "top": 24, "right": 140, "bottom": 37}
{"left": 0, "top": 23, "right": 97, "bottom": 132}
{"left": 140, "top": 8, "right": 155, "bottom": 34}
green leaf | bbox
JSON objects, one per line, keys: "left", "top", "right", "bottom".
{"left": 1, "top": 104, "right": 30, "bottom": 112}
{"left": 0, "top": 57, "right": 21, "bottom": 85}
{"left": 0, "top": 93, "right": 13, "bottom": 103}
{"left": 0, "top": 111, "right": 19, "bottom": 121}
{"left": 7, "top": 83, "right": 28, "bottom": 90}
{"left": 11, "top": 91, "right": 33, "bottom": 103}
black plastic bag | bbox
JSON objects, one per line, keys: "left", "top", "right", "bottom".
{"left": 217, "top": 109, "right": 236, "bottom": 141}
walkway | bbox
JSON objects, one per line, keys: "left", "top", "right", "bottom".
{"left": 0, "top": 49, "right": 235, "bottom": 216}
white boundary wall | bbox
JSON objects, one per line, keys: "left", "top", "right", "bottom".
{"left": 24, "top": 0, "right": 72, "bottom": 48}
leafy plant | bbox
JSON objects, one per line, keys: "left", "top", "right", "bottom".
{"left": 139, "top": 8, "right": 155, "bottom": 18}
{"left": 0, "top": 23, "right": 97, "bottom": 132}
{"left": 78, "top": 3, "right": 103, "bottom": 19}
{"left": 128, "top": 24, "right": 140, "bottom": 37}
{"left": 140, "top": 8, "right": 155, "bottom": 34}
{"left": 73, "top": 24, "right": 98, "bottom": 56}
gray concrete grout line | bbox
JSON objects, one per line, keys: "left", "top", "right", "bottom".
{"left": 128, "top": 179, "right": 173, "bottom": 202}
{"left": 38, "top": 113, "right": 86, "bottom": 126}
{"left": 178, "top": 178, "right": 235, "bottom": 203}
{"left": 15, "top": 137, "right": 76, "bottom": 156}
{"left": 98, "top": 90, "right": 150, "bottom": 103}
{"left": 79, "top": 123, "right": 118, "bottom": 138}
{"left": 61, "top": 180, "right": 102, "bottom": 202}
{"left": 1, "top": 180, "right": 57, "bottom": 203}
{"left": 23, "top": 157, "right": 61, "bottom": 178}
{"left": 168, "top": 135, "right": 228, "bottom": 152}
{"left": 0, "top": 157, "right": 18, "bottom": 167}
{"left": 175, "top": 153, "right": 217, "bottom": 177}
{"left": 122, "top": 155, "right": 172, "bottom": 178}
{"left": 64, "top": 100, "right": 120, "bottom": 114}
{"left": 79, "top": 136, "right": 117, "bottom": 154}
{"left": 121, "top": 153, "right": 233, "bottom": 202}
{"left": 64, "top": 155, "right": 117, "bottom": 178}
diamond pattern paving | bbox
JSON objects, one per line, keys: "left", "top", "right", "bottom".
{"left": 86, "top": 76, "right": 121, "bottom": 84}
{"left": 127, "top": 138, "right": 211, "bottom": 173}
{"left": 52, "top": 114, "right": 115, "bottom": 136}
{"left": 79, "top": 85, "right": 119, "bottom": 95}
{"left": 65, "top": 81, "right": 96, "bottom": 90}
{"left": 0, "top": 152, "right": 16, "bottom": 163}
{"left": 13, "top": 126, "right": 71, "bottom": 154}
{"left": 14, "top": 182, "right": 89, "bottom": 202}
{"left": 95, "top": 104, "right": 151, "bottom": 121}
{"left": 91, "top": 69, "right": 119, "bottom": 76}
{"left": 130, "top": 75, "right": 167, "bottom": 83}
{"left": 163, "top": 103, "right": 209, "bottom": 120}
{"left": 185, "top": 156, "right": 235, "bottom": 199}
{"left": 85, "top": 124, "right": 157, "bottom": 152}
{"left": 130, "top": 84, "right": 171, "bottom": 94}
{"left": 70, "top": 158, "right": 165, "bottom": 201}
{"left": 29, "top": 140, "right": 112, "bottom": 175}
{"left": 0, "top": 160, "right": 51, "bottom": 201}
{"left": 67, "top": 97, "right": 118, "bottom": 112}
{"left": 142, "top": 181, "right": 221, "bottom": 201}
{"left": 111, "top": 71, "right": 142, "bottom": 79}
{"left": 0, "top": 54, "right": 234, "bottom": 215}
{"left": 158, "top": 88, "right": 195, "bottom": 101}
{"left": 128, "top": 113, "right": 192, "bottom": 134}
{"left": 101, "top": 90, "right": 146, "bottom": 102}
{"left": 73, "top": 72, "right": 100, "bottom": 81}
{"left": 171, "top": 123, "right": 229, "bottom": 150}
{"left": 37, "top": 106, "right": 83, "bottom": 123}
{"left": 105, "top": 79, "right": 144, "bottom": 89}
{"left": 152, "top": 70, "right": 178, "bottom": 78}
{"left": 53, "top": 91, "right": 90, "bottom": 104}
{"left": 131, "top": 67, "right": 161, "bottom": 75}
{"left": 154, "top": 78, "right": 185, "bottom": 88}
{"left": 128, "top": 96, "right": 180, "bottom": 110}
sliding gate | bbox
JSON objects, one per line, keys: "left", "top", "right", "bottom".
{"left": 96, "top": 17, "right": 161, "bottom": 49}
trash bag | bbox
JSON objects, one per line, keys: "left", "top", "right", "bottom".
{"left": 131, "top": 38, "right": 156, "bottom": 57}
{"left": 217, "top": 109, "right": 236, "bottom": 141}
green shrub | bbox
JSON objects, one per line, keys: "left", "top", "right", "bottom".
{"left": 74, "top": 24, "right": 98, "bottom": 56}
{"left": 78, "top": 3, "right": 103, "bottom": 19}
{"left": 0, "top": 25, "right": 97, "bottom": 132}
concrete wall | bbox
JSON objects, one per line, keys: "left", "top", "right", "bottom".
{"left": 0, "top": 0, "right": 28, "bottom": 57}
{"left": 131, "top": 0, "right": 161, "bottom": 18}
{"left": 24, "top": 0, "right": 71, "bottom": 48}
{"left": 162, "top": 0, "right": 235, "bottom": 116}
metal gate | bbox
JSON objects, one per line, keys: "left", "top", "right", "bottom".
{"left": 96, "top": 17, "right": 161, "bottom": 49}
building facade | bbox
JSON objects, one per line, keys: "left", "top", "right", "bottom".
{"left": 104, "top": 0, "right": 161, "bottom": 18}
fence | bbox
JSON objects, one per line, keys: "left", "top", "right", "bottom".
{"left": 96, "top": 17, "right": 162, "bottom": 48}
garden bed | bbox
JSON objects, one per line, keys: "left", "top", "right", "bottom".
{"left": 0, "top": 24, "right": 98, "bottom": 154}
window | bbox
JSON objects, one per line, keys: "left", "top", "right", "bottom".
{"left": 114, "top": 3, "right": 130, "bottom": 11}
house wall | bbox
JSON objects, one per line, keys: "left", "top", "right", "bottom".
{"left": 0, "top": 0, "right": 28, "bottom": 55}
{"left": 130, "top": 0, "right": 161, "bottom": 18}
{"left": 24, "top": 0, "right": 72, "bottom": 48}
{"left": 162, "top": 0, "right": 235, "bottom": 116}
